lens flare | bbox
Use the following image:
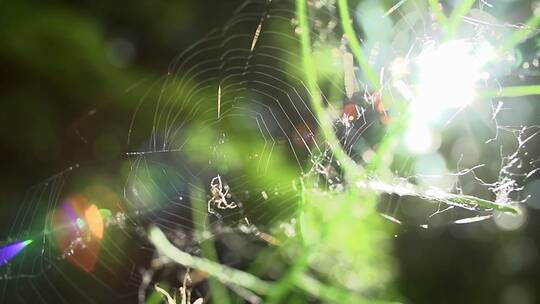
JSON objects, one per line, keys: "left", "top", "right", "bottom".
{"left": 0, "top": 240, "right": 32, "bottom": 267}
{"left": 84, "top": 204, "right": 104, "bottom": 240}
{"left": 53, "top": 195, "right": 104, "bottom": 272}
{"left": 404, "top": 122, "right": 441, "bottom": 155}
{"left": 412, "top": 40, "right": 496, "bottom": 122}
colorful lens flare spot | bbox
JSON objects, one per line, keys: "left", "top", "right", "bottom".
{"left": 0, "top": 240, "right": 32, "bottom": 267}
{"left": 53, "top": 195, "right": 104, "bottom": 273}
{"left": 84, "top": 204, "right": 104, "bottom": 239}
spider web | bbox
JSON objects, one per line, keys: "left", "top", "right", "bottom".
{"left": 1, "top": 0, "right": 539, "bottom": 303}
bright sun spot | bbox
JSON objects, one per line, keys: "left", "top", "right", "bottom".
{"left": 412, "top": 40, "right": 496, "bottom": 122}
{"left": 404, "top": 122, "right": 441, "bottom": 154}
{"left": 402, "top": 39, "right": 497, "bottom": 154}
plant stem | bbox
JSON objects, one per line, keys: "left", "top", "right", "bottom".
{"left": 149, "top": 226, "right": 272, "bottom": 295}
{"left": 356, "top": 179, "right": 519, "bottom": 214}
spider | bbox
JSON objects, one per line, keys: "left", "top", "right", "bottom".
{"left": 207, "top": 175, "right": 238, "bottom": 216}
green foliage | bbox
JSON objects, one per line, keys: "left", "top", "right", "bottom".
{"left": 149, "top": 0, "right": 536, "bottom": 302}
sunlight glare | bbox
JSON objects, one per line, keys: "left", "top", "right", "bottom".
{"left": 412, "top": 40, "right": 495, "bottom": 122}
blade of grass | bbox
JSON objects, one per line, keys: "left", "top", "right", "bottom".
{"left": 499, "top": 14, "right": 540, "bottom": 54}
{"left": 297, "top": 0, "right": 364, "bottom": 183}
{"left": 428, "top": 0, "right": 449, "bottom": 30}
{"left": 447, "top": 0, "right": 476, "bottom": 38}
{"left": 337, "top": 0, "right": 380, "bottom": 90}
{"left": 337, "top": 0, "right": 410, "bottom": 175}
{"left": 479, "top": 85, "right": 540, "bottom": 99}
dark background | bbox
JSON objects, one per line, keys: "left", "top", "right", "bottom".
{"left": 1, "top": 0, "right": 539, "bottom": 303}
